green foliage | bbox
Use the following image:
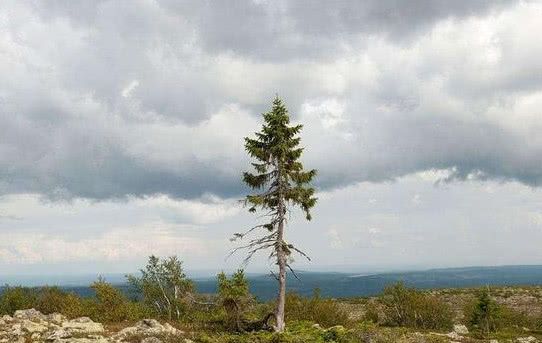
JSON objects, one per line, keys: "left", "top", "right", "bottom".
{"left": 34, "top": 286, "right": 87, "bottom": 318}
{"left": 284, "top": 290, "right": 351, "bottom": 328}
{"left": 235, "top": 96, "right": 318, "bottom": 263}
{"left": 0, "top": 286, "right": 37, "bottom": 315}
{"left": 127, "top": 255, "right": 193, "bottom": 320}
{"left": 90, "top": 277, "right": 148, "bottom": 322}
{"left": 467, "top": 287, "right": 502, "bottom": 336}
{"left": 380, "top": 282, "right": 452, "bottom": 330}
{"left": 361, "top": 301, "right": 380, "bottom": 324}
{"left": 0, "top": 281, "right": 149, "bottom": 322}
{"left": 217, "top": 270, "right": 254, "bottom": 331}
{"left": 242, "top": 96, "right": 317, "bottom": 220}
{"left": 0, "top": 285, "right": 88, "bottom": 318}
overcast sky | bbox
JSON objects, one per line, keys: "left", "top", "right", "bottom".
{"left": 2, "top": 0, "right": 542, "bottom": 277}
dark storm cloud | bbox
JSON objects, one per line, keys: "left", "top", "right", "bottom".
{"left": 2, "top": 0, "right": 542, "bottom": 201}
{"left": 159, "top": 0, "right": 514, "bottom": 60}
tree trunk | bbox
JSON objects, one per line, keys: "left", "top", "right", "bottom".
{"left": 275, "top": 217, "right": 287, "bottom": 332}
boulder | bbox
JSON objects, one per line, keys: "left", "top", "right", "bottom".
{"left": 446, "top": 331, "right": 462, "bottom": 341}
{"left": 14, "top": 308, "right": 47, "bottom": 322}
{"left": 517, "top": 337, "right": 538, "bottom": 343}
{"left": 453, "top": 324, "right": 469, "bottom": 335}
{"left": 61, "top": 317, "right": 105, "bottom": 334}
{"left": 142, "top": 338, "right": 163, "bottom": 343}
{"left": 48, "top": 313, "right": 67, "bottom": 325}
{"left": 21, "top": 319, "right": 49, "bottom": 333}
{"left": 112, "top": 319, "right": 183, "bottom": 340}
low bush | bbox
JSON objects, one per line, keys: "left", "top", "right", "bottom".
{"left": 0, "top": 286, "right": 37, "bottom": 315}
{"left": 34, "top": 286, "right": 87, "bottom": 318}
{"left": 466, "top": 287, "right": 501, "bottom": 336}
{"left": 285, "top": 289, "right": 351, "bottom": 328}
{"left": 217, "top": 270, "right": 255, "bottom": 331}
{"left": 380, "top": 282, "right": 452, "bottom": 330}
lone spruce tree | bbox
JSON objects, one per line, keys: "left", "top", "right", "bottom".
{"left": 233, "top": 96, "right": 317, "bottom": 332}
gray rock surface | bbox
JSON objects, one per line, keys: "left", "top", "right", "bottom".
{"left": 0, "top": 309, "right": 183, "bottom": 342}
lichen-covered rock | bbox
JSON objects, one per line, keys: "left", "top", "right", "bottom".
{"left": 141, "top": 337, "right": 163, "bottom": 343}
{"left": 112, "top": 318, "right": 182, "bottom": 340}
{"left": 446, "top": 331, "right": 463, "bottom": 341}
{"left": 14, "top": 308, "right": 48, "bottom": 321}
{"left": 453, "top": 324, "right": 469, "bottom": 335}
{"left": 517, "top": 337, "right": 538, "bottom": 343}
{"left": 61, "top": 317, "right": 104, "bottom": 334}
{"left": 21, "top": 319, "right": 49, "bottom": 333}
{"left": 48, "top": 313, "right": 67, "bottom": 325}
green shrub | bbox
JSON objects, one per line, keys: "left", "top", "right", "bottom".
{"left": 380, "top": 282, "right": 452, "bottom": 330}
{"left": 217, "top": 270, "right": 254, "bottom": 331}
{"left": 285, "top": 289, "right": 351, "bottom": 328}
{"left": 34, "top": 286, "right": 87, "bottom": 318}
{"left": 58, "top": 293, "right": 88, "bottom": 318}
{"left": 90, "top": 278, "right": 131, "bottom": 322}
{"left": 361, "top": 300, "right": 380, "bottom": 323}
{"left": 466, "top": 287, "right": 501, "bottom": 336}
{"left": 0, "top": 286, "right": 37, "bottom": 315}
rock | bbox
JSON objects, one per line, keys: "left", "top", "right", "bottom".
{"left": 48, "top": 313, "right": 67, "bottom": 325}
{"left": 517, "top": 337, "right": 538, "bottom": 343}
{"left": 113, "top": 319, "right": 183, "bottom": 339}
{"left": 142, "top": 338, "right": 163, "bottom": 343}
{"left": 21, "top": 319, "right": 48, "bottom": 333}
{"left": 14, "top": 308, "right": 47, "bottom": 321}
{"left": 46, "top": 328, "right": 71, "bottom": 340}
{"left": 446, "top": 331, "right": 462, "bottom": 341}
{"left": 52, "top": 337, "right": 110, "bottom": 343}
{"left": 453, "top": 324, "right": 469, "bottom": 335}
{"left": 10, "top": 323, "right": 23, "bottom": 336}
{"left": 163, "top": 322, "right": 179, "bottom": 334}
{"left": 61, "top": 317, "right": 104, "bottom": 334}
{"left": 1, "top": 309, "right": 183, "bottom": 342}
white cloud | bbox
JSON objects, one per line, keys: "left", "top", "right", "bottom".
{"left": 0, "top": 224, "right": 208, "bottom": 264}
{"left": 121, "top": 80, "right": 139, "bottom": 97}
{"left": 326, "top": 228, "right": 343, "bottom": 249}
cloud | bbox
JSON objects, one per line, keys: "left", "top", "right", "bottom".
{"left": 0, "top": 225, "right": 208, "bottom": 264}
{"left": 2, "top": 0, "right": 542, "bottom": 203}
{"left": 121, "top": 80, "right": 140, "bottom": 98}
{"left": 326, "top": 228, "right": 343, "bottom": 249}
{"left": 160, "top": 0, "right": 514, "bottom": 61}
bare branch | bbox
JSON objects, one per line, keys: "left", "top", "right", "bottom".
{"left": 288, "top": 244, "right": 311, "bottom": 261}
{"left": 269, "top": 270, "right": 279, "bottom": 281}
{"left": 286, "top": 263, "right": 301, "bottom": 281}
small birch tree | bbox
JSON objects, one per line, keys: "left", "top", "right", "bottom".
{"left": 232, "top": 96, "right": 317, "bottom": 332}
{"left": 127, "top": 255, "right": 193, "bottom": 320}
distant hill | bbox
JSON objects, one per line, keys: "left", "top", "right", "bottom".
{"left": 195, "top": 265, "right": 542, "bottom": 300}
{"left": 3, "top": 265, "right": 542, "bottom": 300}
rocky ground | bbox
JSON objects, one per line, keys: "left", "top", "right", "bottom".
{"left": 1, "top": 308, "right": 541, "bottom": 342}
{"left": 0, "top": 309, "right": 188, "bottom": 343}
